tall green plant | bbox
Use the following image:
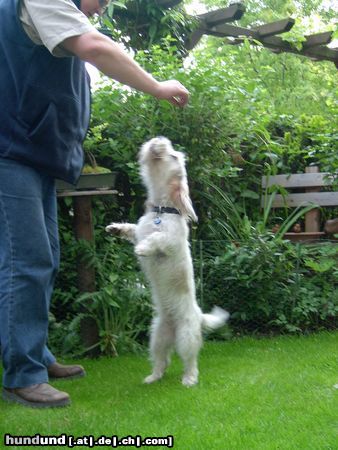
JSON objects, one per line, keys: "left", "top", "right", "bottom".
{"left": 52, "top": 235, "right": 152, "bottom": 357}
{"left": 201, "top": 180, "right": 317, "bottom": 242}
{"left": 72, "top": 239, "right": 151, "bottom": 356}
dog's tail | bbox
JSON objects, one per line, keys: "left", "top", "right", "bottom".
{"left": 202, "top": 306, "right": 229, "bottom": 330}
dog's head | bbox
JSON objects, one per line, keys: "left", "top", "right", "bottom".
{"left": 138, "top": 137, "right": 198, "bottom": 222}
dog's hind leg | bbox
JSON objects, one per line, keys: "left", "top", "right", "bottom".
{"left": 144, "top": 317, "right": 175, "bottom": 384}
{"left": 176, "top": 323, "right": 202, "bottom": 387}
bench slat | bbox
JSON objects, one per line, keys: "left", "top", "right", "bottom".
{"left": 262, "top": 172, "right": 335, "bottom": 188}
{"left": 57, "top": 189, "right": 117, "bottom": 198}
{"left": 262, "top": 192, "right": 338, "bottom": 208}
{"left": 284, "top": 232, "right": 326, "bottom": 243}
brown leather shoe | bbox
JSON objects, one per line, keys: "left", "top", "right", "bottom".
{"left": 2, "top": 383, "right": 70, "bottom": 408}
{"left": 48, "top": 362, "right": 86, "bottom": 380}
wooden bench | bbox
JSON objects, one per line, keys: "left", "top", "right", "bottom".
{"left": 262, "top": 166, "right": 338, "bottom": 242}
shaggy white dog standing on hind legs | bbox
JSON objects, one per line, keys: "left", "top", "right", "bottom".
{"left": 106, "top": 137, "right": 229, "bottom": 386}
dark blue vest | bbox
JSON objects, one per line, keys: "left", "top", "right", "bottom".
{"left": 0, "top": 0, "right": 91, "bottom": 184}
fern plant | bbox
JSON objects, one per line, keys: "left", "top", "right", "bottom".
{"left": 67, "top": 238, "right": 152, "bottom": 357}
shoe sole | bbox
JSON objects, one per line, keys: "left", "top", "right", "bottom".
{"left": 2, "top": 389, "right": 71, "bottom": 408}
{"left": 48, "top": 371, "right": 86, "bottom": 381}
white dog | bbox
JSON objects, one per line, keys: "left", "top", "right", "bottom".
{"left": 106, "top": 137, "right": 229, "bottom": 386}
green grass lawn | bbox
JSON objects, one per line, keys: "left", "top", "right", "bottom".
{"left": 1, "top": 332, "right": 337, "bottom": 450}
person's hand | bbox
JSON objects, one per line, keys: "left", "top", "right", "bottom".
{"left": 155, "top": 80, "right": 189, "bottom": 107}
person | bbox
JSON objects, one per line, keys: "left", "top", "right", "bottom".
{"left": 0, "top": 0, "right": 189, "bottom": 408}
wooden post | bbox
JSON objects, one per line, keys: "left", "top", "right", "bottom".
{"left": 324, "top": 218, "right": 338, "bottom": 235}
{"left": 305, "top": 166, "right": 321, "bottom": 233}
{"left": 73, "top": 196, "right": 99, "bottom": 355}
{"left": 73, "top": 196, "right": 96, "bottom": 292}
{"left": 56, "top": 173, "right": 117, "bottom": 356}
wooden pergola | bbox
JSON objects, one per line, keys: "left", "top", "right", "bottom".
{"left": 159, "top": 1, "right": 338, "bottom": 66}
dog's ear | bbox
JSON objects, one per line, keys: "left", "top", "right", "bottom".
{"left": 169, "top": 176, "right": 198, "bottom": 222}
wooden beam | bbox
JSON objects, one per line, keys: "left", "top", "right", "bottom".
{"left": 185, "top": 3, "right": 245, "bottom": 50}
{"left": 255, "top": 18, "right": 295, "bottom": 37}
{"left": 213, "top": 26, "right": 338, "bottom": 63}
{"left": 197, "top": 3, "right": 246, "bottom": 26}
{"left": 303, "top": 31, "right": 333, "bottom": 48}
{"left": 207, "top": 23, "right": 256, "bottom": 38}
{"left": 261, "top": 35, "right": 338, "bottom": 62}
{"left": 186, "top": 3, "right": 246, "bottom": 50}
{"left": 185, "top": 28, "right": 206, "bottom": 51}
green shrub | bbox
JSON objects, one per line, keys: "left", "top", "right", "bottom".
{"left": 51, "top": 235, "right": 151, "bottom": 357}
{"left": 198, "top": 239, "right": 337, "bottom": 334}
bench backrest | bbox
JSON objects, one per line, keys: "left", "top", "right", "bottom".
{"left": 261, "top": 171, "right": 337, "bottom": 208}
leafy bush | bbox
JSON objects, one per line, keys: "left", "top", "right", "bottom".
{"left": 50, "top": 235, "right": 151, "bottom": 357}
{"left": 193, "top": 183, "right": 337, "bottom": 335}
{"left": 98, "top": 0, "right": 196, "bottom": 56}
{"left": 198, "top": 239, "right": 337, "bottom": 334}
{"left": 71, "top": 238, "right": 151, "bottom": 356}
{"left": 51, "top": 195, "right": 151, "bottom": 357}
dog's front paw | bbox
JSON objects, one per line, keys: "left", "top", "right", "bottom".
{"left": 135, "top": 243, "right": 152, "bottom": 257}
{"left": 105, "top": 223, "right": 122, "bottom": 236}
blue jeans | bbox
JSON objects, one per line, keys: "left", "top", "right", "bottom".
{"left": 0, "top": 158, "right": 58, "bottom": 388}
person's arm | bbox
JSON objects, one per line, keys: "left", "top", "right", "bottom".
{"left": 62, "top": 30, "right": 189, "bottom": 107}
